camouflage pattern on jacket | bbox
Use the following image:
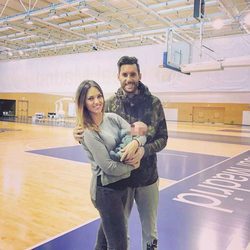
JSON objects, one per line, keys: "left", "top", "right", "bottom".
{"left": 105, "top": 82, "right": 168, "bottom": 187}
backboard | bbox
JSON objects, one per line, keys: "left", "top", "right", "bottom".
{"left": 163, "top": 29, "right": 192, "bottom": 74}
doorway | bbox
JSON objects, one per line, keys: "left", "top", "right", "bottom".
{"left": 17, "top": 100, "right": 29, "bottom": 121}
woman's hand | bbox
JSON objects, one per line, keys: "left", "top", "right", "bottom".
{"left": 120, "top": 139, "right": 139, "bottom": 162}
{"left": 124, "top": 147, "right": 145, "bottom": 169}
{"left": 73, "top": 125, "right": 84, "bottom": 143}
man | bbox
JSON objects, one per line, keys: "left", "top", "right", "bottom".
{"left": 74, "top": 56, "right": 168, "bottom": 249}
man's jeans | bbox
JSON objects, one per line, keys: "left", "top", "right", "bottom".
{"left": 125, "top": 181, "right": 159, "bottom": 250}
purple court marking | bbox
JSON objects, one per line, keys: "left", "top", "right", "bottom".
{"left": 156, "top": 150, "right": 250, "bottom": 250}
{"left": 27, "top": 146, "right": 226, "bottom": 181}
{"left": 27, "top": 145, "right": 90, "bottom": 163}
{"left": 157, "top": 150, "right": 226, "bottom": 180}
{"left": 31, "top": 151, "right": 250, "bottom": 250}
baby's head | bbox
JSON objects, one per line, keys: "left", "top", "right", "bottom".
{"left": 130, "top": 121, "right": 148, "bottom": 136}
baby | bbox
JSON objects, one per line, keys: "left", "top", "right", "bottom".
{"left": 110, "top": 121, "right": 148, "bottom": 162}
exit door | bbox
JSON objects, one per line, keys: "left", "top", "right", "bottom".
{"left": 17, "top": 100, "right": 29, "bottom": 119}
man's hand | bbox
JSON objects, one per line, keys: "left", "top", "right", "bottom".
{"left": 131, "top": 159, "right": 141, "bottom": 169}
{"left": 124, "top": 147, "right": 145, "bottom": 167}
{"left": 73, "top": 125, "right": 84, "bottom": 143}
{"left": 120, "top": 140, "right": 139, "bottom": 162}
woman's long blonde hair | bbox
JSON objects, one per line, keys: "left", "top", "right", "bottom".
{"left": 75, "top": 80, "right": 105, "bottom": 131}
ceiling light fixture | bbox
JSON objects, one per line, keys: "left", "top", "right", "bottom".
{"left": 79, "top": 1, "right": 89, "bottom": 12}
{"left": 49, "top": 9, "right": 59, "bottom": 19}
{"left": 25, "top": 16, "right": 33, "bottom": 25}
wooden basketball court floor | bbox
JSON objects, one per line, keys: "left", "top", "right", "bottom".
{"left": 0, "top": 120, "right": 250, "bottom": 250}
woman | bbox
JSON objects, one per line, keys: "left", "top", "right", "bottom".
{"left": 75, "top": 80, "right": 145, "bottom": 250}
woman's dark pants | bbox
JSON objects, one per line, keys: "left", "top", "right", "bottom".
{"left": 94, "top": 186, "right": 128, "bottom": 250}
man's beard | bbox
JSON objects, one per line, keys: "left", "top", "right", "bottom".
{"left": 123, "top": 82, "right": 139, "bottom": 96}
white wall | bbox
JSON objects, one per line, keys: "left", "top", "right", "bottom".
{"left": 242, "top": 111, "right": 250, "bottom": 125}
{"left": 0, "top": 34, "right": 250, "bottom": 103}
{"left": 164, "top": 108, "right": 178, "bottom": 121}
{"left": 0, "top": 44, "right": 167, "bottom": 95}
{"left": 156, "top": 92, "right": 250, "bottom": 103}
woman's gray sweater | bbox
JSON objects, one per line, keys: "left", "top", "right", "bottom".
{"left": 82, "top": 113, "right": 145, "bottom": 200}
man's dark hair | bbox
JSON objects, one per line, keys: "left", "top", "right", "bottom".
{"left": 117, "top": 56, "right": 140, "bottom": 74}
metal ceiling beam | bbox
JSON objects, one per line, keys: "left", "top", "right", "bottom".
{"left": 0, "top": 0, "right": 86, "bottom": 23}
{"left": 10, "top": 24, "right": 63, "bottom": 43}
{"left": 126, "top": 0, "right": 194, "bottom": 42}
{"left": 158, "top": 0, "right": 217, "bottom": 15}
{"left": 59, "top": 0, "right": 133, "bottom": 49}
{"left": 149, "top": 0, "right": 188, "bottom": 9}
{"left": 0, "top": 0, "right": 248, "bottom": 61}
{"left": 218, "top": 0, "right": 249, "bottom": 34}
{"left": 1, "top": 0, "right": 122, "bottom": 51}
{"left": 0, "top": 38, "right": 28, "bottom": 50}
{"left": 32, "top": 17, "right": 89, "bottom": 40}
{"left": 0, "top": 0, "right": 11, "bottom": 18}
{"left": 96, "top": 0, "right": 148, "bottom": 29}
{"left": 74, "top": 7, "right": 134, "bottom": 35}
